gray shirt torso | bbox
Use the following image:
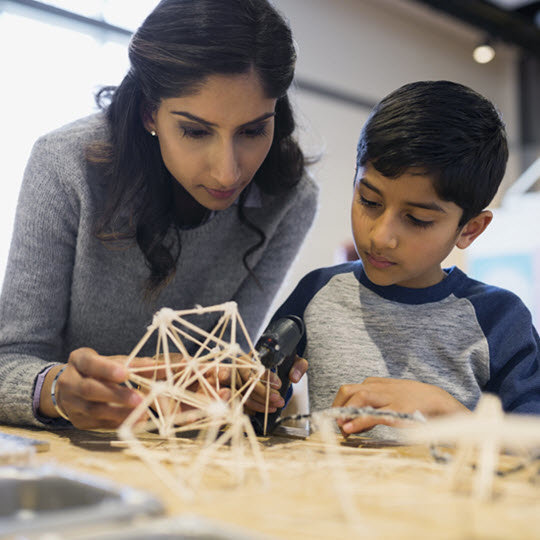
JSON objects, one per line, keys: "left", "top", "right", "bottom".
{"left": 305, "top": 272, "right": 489, "bottom": 414}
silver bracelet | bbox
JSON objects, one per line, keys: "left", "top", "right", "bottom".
{"left": 50, "top": 366, "right": 70, "bottom": 421}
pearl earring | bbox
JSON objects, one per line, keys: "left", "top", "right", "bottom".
{"left": 150, "top": 130, "right": 157, "bottom": 137}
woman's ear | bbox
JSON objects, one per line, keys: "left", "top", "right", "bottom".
{"left": 141, "top": 102, "right": 156, "bottom": 134}
{"left": 455, "top": 210, "right": 493, "bottom": 249}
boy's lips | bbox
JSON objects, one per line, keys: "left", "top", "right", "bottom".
{"left": 366, "top": 252, "right": 396, "bottom": 269}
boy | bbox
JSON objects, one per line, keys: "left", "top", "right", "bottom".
{"left": 260, "top": 80, "right": 540, "bottom": 435}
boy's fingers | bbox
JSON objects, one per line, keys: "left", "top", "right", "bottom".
{"left": 289, "top": 356, "right": 308, "bottom": 383}
{"left": 218, "top": 388, "right": 231, "bottom": 402}
{"left": 341, "top": 413, "right": 398, "bottom": 436}
{"left": 332, "top": 383, "right": 363, "bottom": 408}
{"left": 332, "top": 385, "right": 369, "bottom": 409}
{"left": 333, "top": 382, "right": 392, "bottom": 410}
{"left": 244, "top": 396, "right": 278, "bottom": 413}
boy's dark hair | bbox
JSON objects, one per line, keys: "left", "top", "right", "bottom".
{"left": 356, "top": 80, "right": 508, "bottom": 226}
{"left": 87, "top": 0, "right": 304, "bottom": 295}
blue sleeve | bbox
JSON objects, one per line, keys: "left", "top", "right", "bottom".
{"left": 469, "top": 285, "right": 540, "bottom": 414}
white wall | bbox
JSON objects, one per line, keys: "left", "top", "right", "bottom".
{"left": 270, "top": 0, "right": 522, "bottom": 309}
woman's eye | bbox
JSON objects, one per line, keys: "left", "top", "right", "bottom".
{"left": 408, "top": 215, "right": 434, "bottom": 228}
{"left": 241, "top": 125, "right": 268, "bottom": 138}
{"left": 182, "top": 126, "right": 210, "bottom": 139}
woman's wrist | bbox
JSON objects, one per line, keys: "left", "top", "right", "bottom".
{"left": 50, "top": 366, "right": 70, "bottom": 420}
{"left": 38, "top": 364, "right": 69, "bottom": 420}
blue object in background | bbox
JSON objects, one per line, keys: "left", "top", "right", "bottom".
{"left": 469, "top": 252, "right": 538, "bottom": 328}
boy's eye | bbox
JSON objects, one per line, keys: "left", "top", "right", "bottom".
{"left": 359, "top": 195, "right": 379, "bottom": 208}
{"left": 407, "top": 215, "right": 434, "bottom": 228}
{"left": 181, "top": 126, "right": 210, "bottom": 139}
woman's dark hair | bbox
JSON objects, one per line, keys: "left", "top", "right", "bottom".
{"left": 356, "top": 80, "right": 508, "bottom": 226}
{"left": 87, "top": 0, "right": 304, "bottom": 294}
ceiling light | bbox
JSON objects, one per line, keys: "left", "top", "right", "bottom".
{"left": 473, "top": 41, "right": 496, "bottom": 64}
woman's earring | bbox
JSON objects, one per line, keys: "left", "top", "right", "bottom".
{"left": 150, "top": 130, "right": 157, "bottom": 137}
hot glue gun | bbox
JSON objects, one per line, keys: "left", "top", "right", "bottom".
{"left": 251, "top": 315, "right": 305, "bottom": 435}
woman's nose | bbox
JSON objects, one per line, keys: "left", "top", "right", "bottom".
{"left": 211, "top": 141, "right": 241, "bottom": 188}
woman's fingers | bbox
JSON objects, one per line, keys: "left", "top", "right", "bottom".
{"left": 69, "top": 348, "right": 128, "bottom": 383}
{"left": 53, "top": 348, "right": 144, "bottom": 429}
{"left": 71, "top": 376, "right": 141, "bottom": 407}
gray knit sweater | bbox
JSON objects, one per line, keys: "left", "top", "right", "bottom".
{"left": 0, "top": 114, "right": 318, "bottom": 426}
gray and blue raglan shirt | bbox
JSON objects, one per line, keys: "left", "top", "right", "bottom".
{"left": 272, "top": 261, "right": 540, "bottom": 415}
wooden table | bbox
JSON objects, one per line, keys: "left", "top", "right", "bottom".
{"left": 1, "top": 423, "right": 539, "bottom": 539}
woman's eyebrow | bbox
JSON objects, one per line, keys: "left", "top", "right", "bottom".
{"left": 238, "top": 112, "right": 276, "bottom": 127}
{"left": 170, "top": 111, "right": 275, "bottom": 128}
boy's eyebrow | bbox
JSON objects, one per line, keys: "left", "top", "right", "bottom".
{"left": 170, "top": 111, "right": 276, "bottom": 128}
{"left": 359, "top": 177, "right": 447, "bottom": 213}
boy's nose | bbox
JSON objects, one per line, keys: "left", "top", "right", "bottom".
{"left": 370, "top": 214, "right": 398, "bottom": 251}
{"left": 211, "top": 141, "right": 241, "bottom": 188}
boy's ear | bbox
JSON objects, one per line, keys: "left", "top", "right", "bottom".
{"left": 455, "top": 210, "right": 493, "bottom": 249}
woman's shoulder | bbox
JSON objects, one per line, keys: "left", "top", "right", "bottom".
{"left": 25, "top": 113, "right": 109, "bottom": 197}
{"left": 260, "top": 171, "right": 319, "bottom": 211}
{"left": 33, "top": 112, "right": 109, "bottom": 155}
{"left": 282, "top": 171, "right": 319, "bottom": 218}
{"left": 296, "top": 171, "right": 319, "bottom": 197}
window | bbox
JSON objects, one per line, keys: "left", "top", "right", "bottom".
{"left": 0, "top": 1, "right": 157, "bottom": 284}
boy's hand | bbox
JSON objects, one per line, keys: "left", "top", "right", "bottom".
{"left": 226, "top": 355, "right": 308, "bottom": 414}
{"left": 332, "top": 377, "right": 469, "bottom": 436}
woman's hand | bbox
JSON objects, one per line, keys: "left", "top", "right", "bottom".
{"left": 40, "top": 348, "right": 232, "bottom": 430}
{"left": 332, "top": 377, "right": 469, "bottom": 436}
{"left": 39, "top": 348, "right": 146, "bottom": 430}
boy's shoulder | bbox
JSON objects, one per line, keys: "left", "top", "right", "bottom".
{"left": 296, "top": 261, "right": 360, "bottom": 291}
{"left": 453, "top": 268, "right": 528, "bottom": 310}
{"left": 451, "top": 268, "right": 535, "bottom": 337}
{"left": 273, "top": 261, "right": 360, "bottom": 320}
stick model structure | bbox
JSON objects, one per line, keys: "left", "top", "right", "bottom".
{"left": 117, "top": 303, "right": 269, "bottom": 496}
{"left": 405, "top": 393, "right": 540, "bottom": 500}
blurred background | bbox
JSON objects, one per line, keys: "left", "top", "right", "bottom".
{"left": 0, "top": 0, "right": 539, "bottom": 326}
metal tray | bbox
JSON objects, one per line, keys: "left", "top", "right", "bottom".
{"left": 66, "top": 515, "right": 271, "bottom": 540}
{"left": 0, "top": 464, "right": 164, "bottom": 537}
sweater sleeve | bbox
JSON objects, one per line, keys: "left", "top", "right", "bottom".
{"left": 473, "top": 287, "right": 540, "bottom": 414}
{"left": 0, "top": 135, "right": 80, "bottom": 426}
{"left": 231, "top": 175, "right": 319, "bottom": 343}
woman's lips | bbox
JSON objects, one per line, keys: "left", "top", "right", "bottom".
{"left": 366, "top": 252, "right": 396, "bottom": 269}
{"left": 205, "top": 187, "right": 237, "bottom": 200}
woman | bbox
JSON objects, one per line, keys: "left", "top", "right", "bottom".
{"left": 0, "top": 0, "right": 318, "bottom": 429}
